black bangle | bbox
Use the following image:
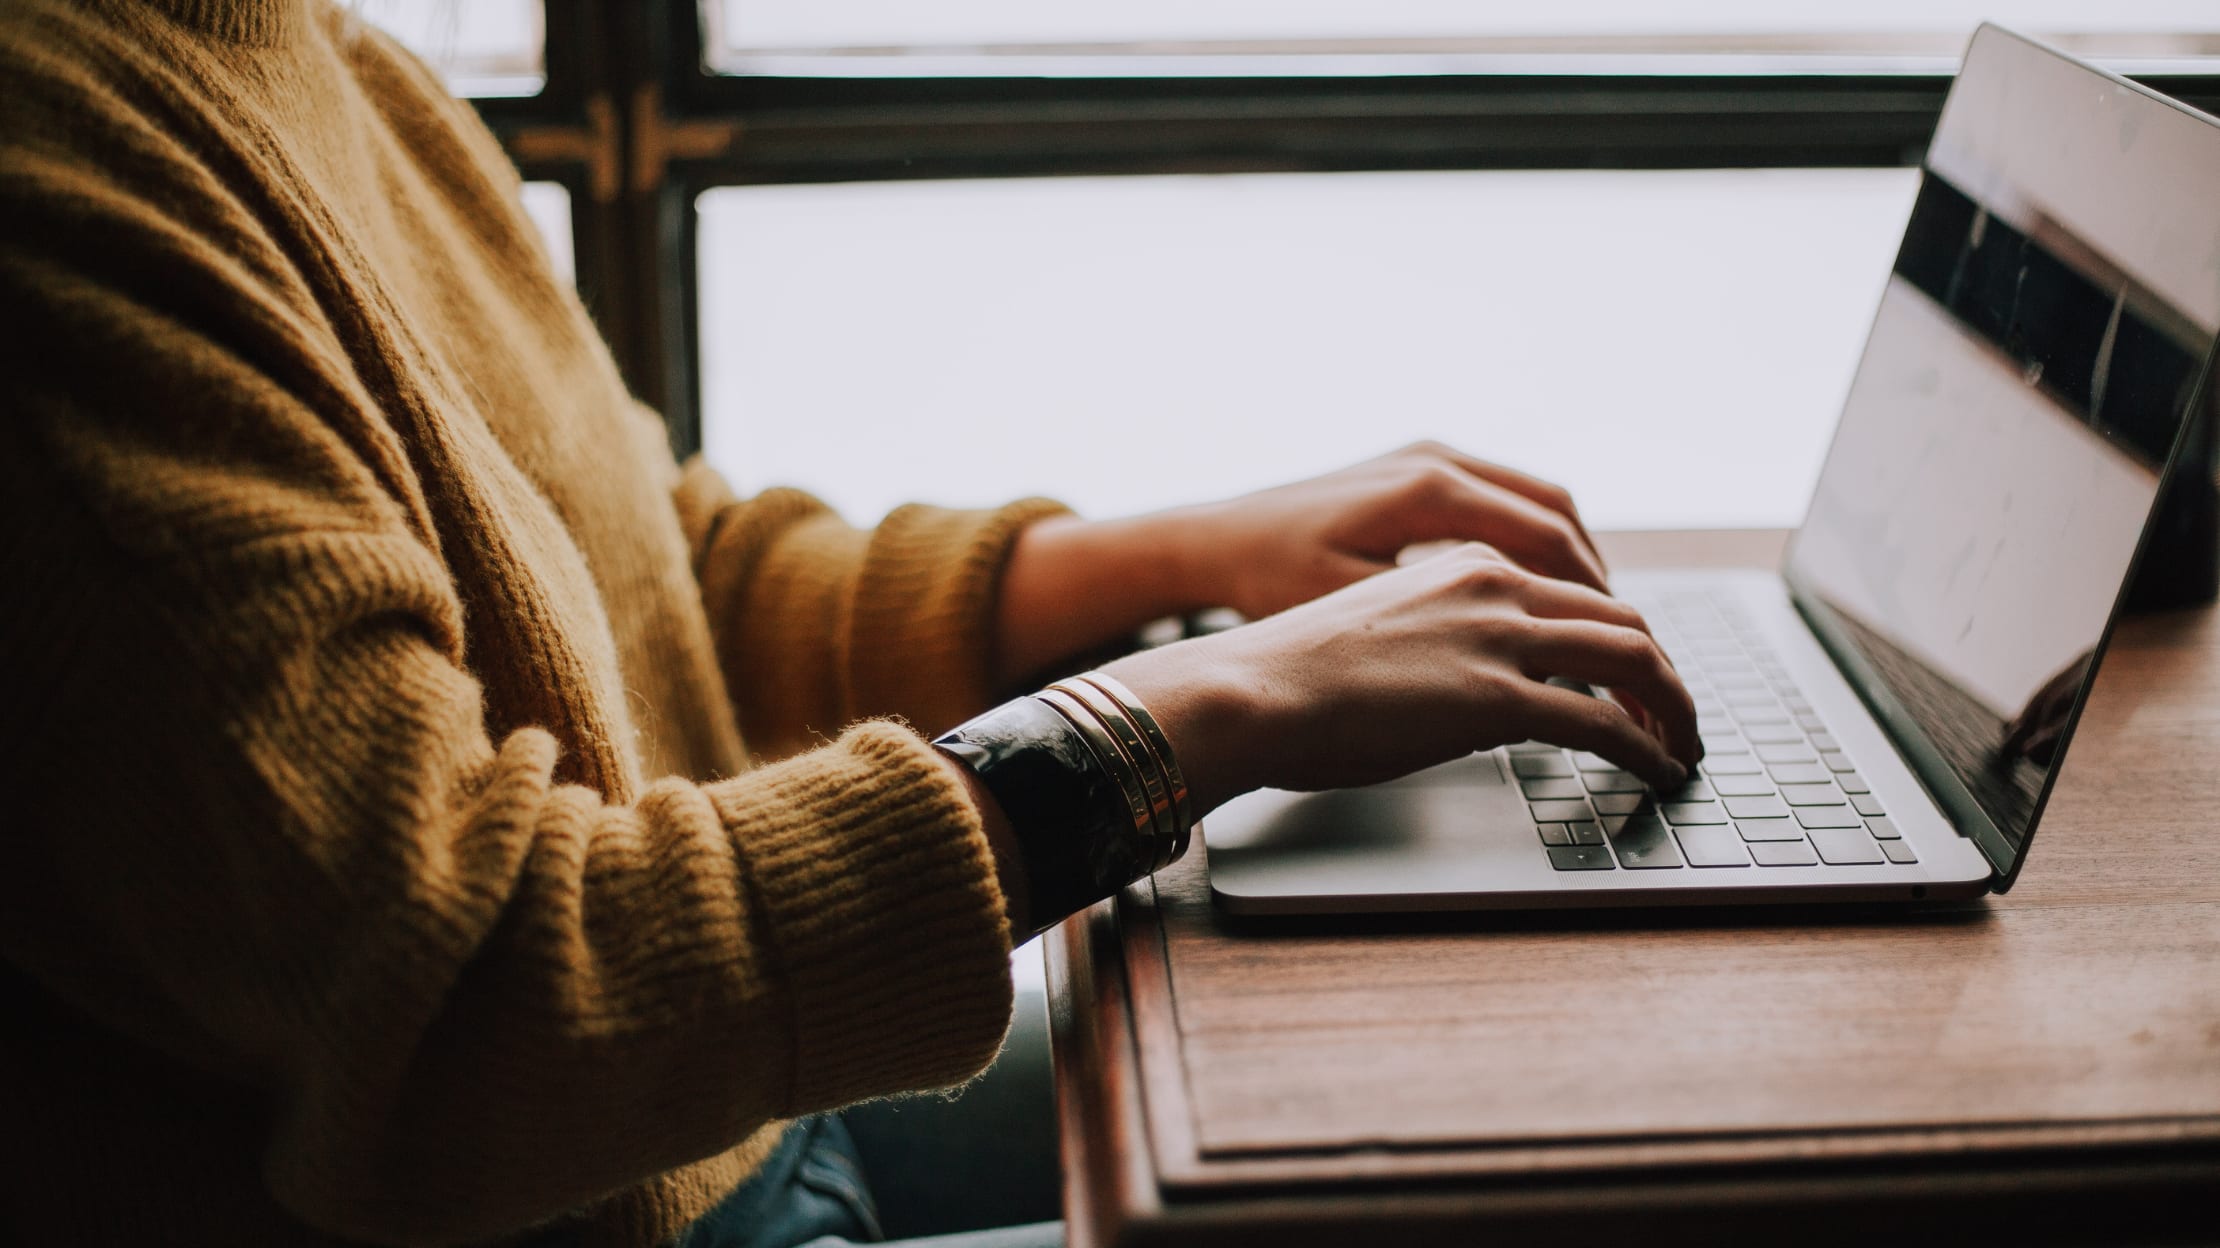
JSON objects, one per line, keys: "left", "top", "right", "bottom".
{"left": 934, "top": 697, "right": 1157, "bottom": 936}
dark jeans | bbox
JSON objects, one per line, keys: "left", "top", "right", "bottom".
{"left": 671, "top": 1116, "right": 882, "bottom": 1248}
{"left": 670, "top": 1116, "right": 1060, "bottom": 1248}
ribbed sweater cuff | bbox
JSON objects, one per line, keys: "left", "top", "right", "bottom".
{"left": 850, "top": 497, "right": 1072, "bottom": 735}
{"left": 707, "top": 720, "right": 1015, "bottom": 1111}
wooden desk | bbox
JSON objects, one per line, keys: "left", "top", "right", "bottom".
{"left": 1045, "top": 530, "right": 2220, "bottom": 1246}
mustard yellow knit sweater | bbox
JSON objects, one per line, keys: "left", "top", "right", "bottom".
{"left": 0, "top": 1, "right": 1066, "bottom": 1243}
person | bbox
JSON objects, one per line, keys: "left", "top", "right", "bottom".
{"left": 0, "top": 2, "right": 1700, "bottom": 1246}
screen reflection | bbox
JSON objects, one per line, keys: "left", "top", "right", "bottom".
{"left": 1785, "top": 27, "right": 2220, "bottom": 865}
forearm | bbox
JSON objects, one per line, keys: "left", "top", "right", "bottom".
{"left": 993, "top": 510, "right": 1214, "bottom": 687}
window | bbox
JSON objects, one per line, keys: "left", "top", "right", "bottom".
{"left": 697, "top": 168, "right": 1916, "bottom": 529}
{"left": 401, "top": 5, "right": 2217, "bottom": 518}
{"left": 359, "top": 0, "right": 545, "bottom": 97}
{"left": 675, "top": 5, "right": 2214, "bottom": 526}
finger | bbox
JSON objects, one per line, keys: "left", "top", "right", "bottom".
{"left": 1511, "top": 571, "right": 1656, "bottom": 636}
{"left": 1515, "top": 680, "right": 1688, "bottom": 791}
{"left": 1408, "top": 442, "right": 1605, "bottom": 573}
{"left": 1517, "top": 619, "right": 1701, "bottom": 769}
{"left": 1510, "top": 575, "right": 1693, "bottom": 691}
{"left": 1405, "top": 469, "right": 1608, "bottom": 593}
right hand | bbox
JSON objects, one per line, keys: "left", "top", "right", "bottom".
{"left": 1101, "top": 542, "right": 1700, "bottom": 816}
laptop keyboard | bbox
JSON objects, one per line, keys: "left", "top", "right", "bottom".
{"left": 1508, "top": 588, "right": 1917, "bottom": 872}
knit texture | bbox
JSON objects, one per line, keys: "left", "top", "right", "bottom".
{"left": 0, "top": 1, "right": 1068, "bottom": 1243}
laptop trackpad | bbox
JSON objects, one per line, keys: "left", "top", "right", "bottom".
{"left": 1203, "top": 752, "right": 1534, "bottom": 894}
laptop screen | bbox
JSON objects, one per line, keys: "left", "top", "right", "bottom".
{"left": 1782, "top": 26, "right": 2220, "bottom": 884}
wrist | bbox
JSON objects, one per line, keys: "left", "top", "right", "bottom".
{"left": 1098, "top": 639, "right": 1259, "bottom": 819}
{"left": 997, "top": 512, "right": 1209, "bottom": 686}
{"left": 934, "top": 689, "right": 1183, "bottom": 937}
{"left": 1132, "top": 501, "right": 1236, "bottom": 616}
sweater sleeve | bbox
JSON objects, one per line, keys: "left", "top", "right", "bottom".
{"left": 673, "top": 460, "right": 1071, "bottom": 759}
{"left": 666, "top": 455, "right": 1065, "bottom": 755}
{"left": 0, "top": 88, "right": 1013, "bottom": 1248}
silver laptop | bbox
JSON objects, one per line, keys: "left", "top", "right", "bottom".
{"left": 1206, "top": 25, "right": 2220, "bottom": 914}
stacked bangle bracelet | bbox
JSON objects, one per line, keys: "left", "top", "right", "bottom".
{"left": 1047, "top": 673, "right": 1192, "bottom": 871}
{"left": 932, "top": 671, "right": 1194, "bottom": 936}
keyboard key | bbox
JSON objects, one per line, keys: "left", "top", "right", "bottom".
{"left": 1836, "top": 771, "right": 1871, "bottom": 794}
{"left": 1768, "top": 762, "right": 1832, "bottom": 785}
{"left": 1592, "top": 792, "right": 1647, "bottom": 816}
{"left": 1750, "top": 839, "right": 1820, "bottom": 866}
{"left": 1809, "top": 732, "right": 1840, "bottom": 752}
{"left": 1756, "top": 743, "right": 1816, "bottom": 763}
{"left": 1709, "top": 773, "right": 1777, "bottom": 796}
{"left": 1607, "top": 816, "right": 1685, "bottom": 869}
{"left": 1660, "top": 778, "right": 1716, "bottom": 803}
{"left": 1722, "top": 688, "right": 1776, "bottom": 707}
{"left": 1796, "top": 806, "right": 1865, "bottom": 829}
{"left": 1731, "top": 704, "right": 1791, "bottom": 724}
{"left": 1538, "top": 823, "right": 1573, "bottom": 846}
{"left": 1702, "top": 753, "right": 1765, "bottom": 775}
{"left": 1696, "top": 714, "right": 1737, "bottom": 736}
{"left": 1852, "top": 794, "right": 1887, "bottom": 816}
{"left": 1583, "top": 770, "right": 1648, "bottom": 794}
{"left": 1796, "top": 713, "right": 1830, "bottom": 731}
{"left": 1722, "top": 794, "right": 1791, "bottom": 819}
{"left": 1779, "top": 783, "right": 1844, "bottom": 806}
{"left": 1715, "top": 672, "right": 1768, "bottom": 690}
{"left": 1567, "top": 820, "right": 1606, "bottom": 846}
{"left": 1512, "top": 753, "right": 1574, "bottom": 779}
{"left": 1809, "top": 827, "right": 1885, "bottom": 864}
{"left": 1742, "top": 723, "right": 1804, "bottom": 744}
{"left": 1736, "top": 818, "right": 1807, "bottom": 842}
{"left": 1675, "top": 617, "right": 1731, "bottom": 641}
{"left": 1570, "top": 752, "right": 1618, "bottom": 772}
{"left": 1882, "top": 840, "right": 1919, "bottom": 864}
{"left": 1662, "top": 801, "right": 1728, "bottom": 825}
{"left": 1521, "top": 777, "right": 1588, "bottom": 801}
{"left": 1865, "top": 817, "right": 1901, "bottom": 840}
{"left": 1507, "top": 741, "right": 1558, "bottom": 754}
{"left": 1547, "top": 845, "right": 1616, "bottom": 871}
{"left": 1700, "top": 733, "right": 1746, "bottom": 756}
{"left": 1821, "top": 752, "right": 1858, "bottom": 773}
{"left": 1674, "top": 825, "right": 1752, "bottom": 867}
{"left": 1530, "top": 799, "right": 1595, "bottom": 822}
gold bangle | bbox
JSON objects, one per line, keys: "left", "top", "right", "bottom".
{"left": 1033, "top": 689, "right": 1154, "bottom": 843}
{"left": 1049, "top": 678, "right": 1175, "bottom": 853}
{"left": 1077, "top": 671, "right": 1193, "bottom": 864}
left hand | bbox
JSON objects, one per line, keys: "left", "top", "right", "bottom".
{"left": 1166, "top": 441, "right": 1606, "bottom": 621}
{"left": 995, "top": 442, "right": 1608, "bottom": 687}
